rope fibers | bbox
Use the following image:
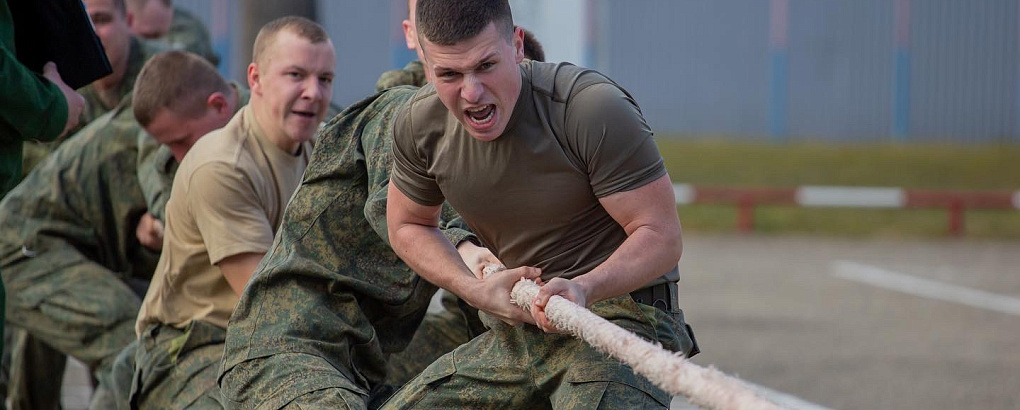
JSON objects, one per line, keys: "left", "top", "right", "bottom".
{"left": 507, "top": 277, "right": 784, "bottom": 410}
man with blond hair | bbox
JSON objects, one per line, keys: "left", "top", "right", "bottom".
{"left": 131, "top": 17, "right": 334, "bottom": 408}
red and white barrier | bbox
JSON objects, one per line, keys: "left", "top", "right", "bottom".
{"left": 673, "top": 184, "right": 1020, "bottom": 236}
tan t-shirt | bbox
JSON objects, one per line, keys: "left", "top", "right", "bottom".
{"left": 136, "top": 105, "right": 311, "bottom": 333}
{"left": 392, "top": 61, "right": 678, "bottom": 285}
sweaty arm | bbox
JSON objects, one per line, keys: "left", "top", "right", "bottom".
{"left": 387, "top": 183, "right": 540, "bottom": 325}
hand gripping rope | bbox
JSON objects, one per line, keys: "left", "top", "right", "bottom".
{"left": 489, "top": 265, "right": 784, "bottom": 410}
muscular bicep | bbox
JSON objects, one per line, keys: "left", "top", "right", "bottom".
{"left": 567, "top": 83, "right": 665, "bottom": 197}
{"left": 216, "top": 252, "right": 265, "bottom": 297}
{"left": 387, "top": 183, "right": 442, "bottom": 231}
{"left": 389, "top": 102, "right": 445, "bottom": 206}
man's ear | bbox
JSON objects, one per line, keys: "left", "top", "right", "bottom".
{"left": 513, "top": 26, "right": 525, "bottom": 64}
{"left": 247, "top": 62, "right": 261, "bottom": 94}
{"left": 402, "top": 20, "right": 417, "bottom": 50}
{"left": 206, "top": 92, "right": 228, "bottom": 114}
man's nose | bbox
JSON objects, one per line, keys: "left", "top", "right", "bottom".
{"left": 461, "top": 74, "right": 483, "bottom": 103}
{"left": 302, "top": 78, "right": 324, "bottom": 101}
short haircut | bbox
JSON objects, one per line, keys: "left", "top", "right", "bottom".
{"left": 521, "top": 28, "right": 544, "bottom": 62}
{"left": 252, "top": 16, "right": 329, "bottom": 66}
{"left": 110, "top": 0, "right": 127, "bottom": 15}
{"left": 416, "top": 0, "right": 513, "bottom": 46}
{"left": 125, "top": 0, "right": 171, "bottom": 10}
{"left": 133, "top": 50, "right": 230, "bottom": 127}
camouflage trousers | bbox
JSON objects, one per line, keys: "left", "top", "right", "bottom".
{"left": 1, "top": 328, "right": 66, "bottom": 410}
{"left": 384, "top": 290, "right": 486, "bottom": 387}
{"left": 220, "top": 296, "right": 484, "bottom": 410}
{"left": 91, "top": 338, "right": 137, "bottom": 410}
{"left": 1, "top": 257, "right": 142, "bottom": 409}
{"left": 132, "top": 321, "right": 226, "bottom": 409}
{"left": 380, "top": 295, "right": 698, "bottom": 410}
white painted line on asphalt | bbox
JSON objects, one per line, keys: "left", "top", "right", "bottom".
{"left": 673, "top": 183, "right": 695, "bottom": 205}
{"left": 831, "top": 260, "right": 1020, "bottom": 316}
{"left": 797, "top": 186, "right": 905, "bottom": 208}
{"left": 753, "top": 383, "right": 835, "bottom": 410}
{"left": 671, "top": 380, "right": 834, "bottom": 410}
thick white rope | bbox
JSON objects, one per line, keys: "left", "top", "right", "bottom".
{"left": 506, "top": 277, "right": 784, "bottom": 410}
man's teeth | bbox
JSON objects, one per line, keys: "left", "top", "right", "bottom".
{"left": 467, "top": 105, "right": 494, "bottom": 123}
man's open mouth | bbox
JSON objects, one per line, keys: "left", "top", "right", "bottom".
{"left": 465, "top": 104, "right": 495, "bottom": 126}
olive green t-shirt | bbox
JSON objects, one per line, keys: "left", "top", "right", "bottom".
{"left": 392, "top": 61, "right": 678, "bottom": 284}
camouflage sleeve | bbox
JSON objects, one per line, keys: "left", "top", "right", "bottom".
{"left": 375, "top": 61, "right": 427, "bottom": 92}
{"left": 438, "top": 206, "right": 475, "bottom": 247}
{"left": 375, "top": 69, "right": 410, "bottom": 92}
{"left": 136, "top": 133, "right": 177, "bottom": 221}
{"left": 20, "top": 98, "right": 112, "bottom": 176}
{"left": 359, "top": 90, "right": 476, "bottom": 248}
{"left": 0, "top": 123, "right": 156, "bottom": 367}
{"left": 220, "top": 89, "right": 438, "bottom": 408}
{"left": 21, "top": 140, "right": 57, "bottom": 176}
{"left": 374, "top": 69, "right": 425, "bottom": 93}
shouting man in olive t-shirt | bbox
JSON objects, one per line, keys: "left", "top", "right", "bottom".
{"left": 384, "top": 0, "right": 699, "bottom": 408}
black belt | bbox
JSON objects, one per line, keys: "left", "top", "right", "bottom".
{"left": 630, "top": 282, "right": 678, "bottom": 312}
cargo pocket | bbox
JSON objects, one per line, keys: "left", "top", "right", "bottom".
{"left": 418, "top": 351, "right": 457, "bottom": 386}
{"left": 561, "top": 364, "right": 671, "bottom": 410}
{"left": 381, "top": 351, "right": 458, "bottom": 409}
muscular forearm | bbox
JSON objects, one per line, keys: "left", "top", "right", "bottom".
{"left": 568, "top": 175, "right": 684, "bottom": 306}
{"left": 387, "top": 183, "right": 539, "bottom": 325}
{"left": 572, "top": 225, "right": 682, "bottom": 305}
{"left": 390, "top": 222, "right": 478, "bottom": 297}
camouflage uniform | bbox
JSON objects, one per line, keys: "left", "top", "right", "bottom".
{"left": 131, "top": 320, "right": 227, "bottom": 409}
{"left": 78, "top": 38, "right": 166, "bottom": 126}
{"left": 21, "top": 37, "right": 165, "bottom": 175}
{"left": 0, "top": 98, "right": 163, "bottom": 409}
{"left": 219, "top": 87, "right": 475, "bottom": 410}
{"left": 374, "top": 60, "right": 426, "bottom": 92}
{"left": 372, "top": 61, "right": 489, "bottom": 388}
{"left": 163, "top": 6, "right": 219, "bottom": 66}
{"left": 136, "top": 137, "right": 177, "bottom": 222}
{"left": 1, "top": 332, "right": 65, "bottom": 410}
{"left": 381, "top": 299, "right": 696, "bottom": 410}
{"left": 383, "top": 291, "right": 486, "bottom": 387}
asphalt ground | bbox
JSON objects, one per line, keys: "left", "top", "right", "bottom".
{"left": 59, "top": 234, "right": 1020, "bottom": 409}
{"left": 671, "top": 234, "right": 1020, "bottom": 409}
